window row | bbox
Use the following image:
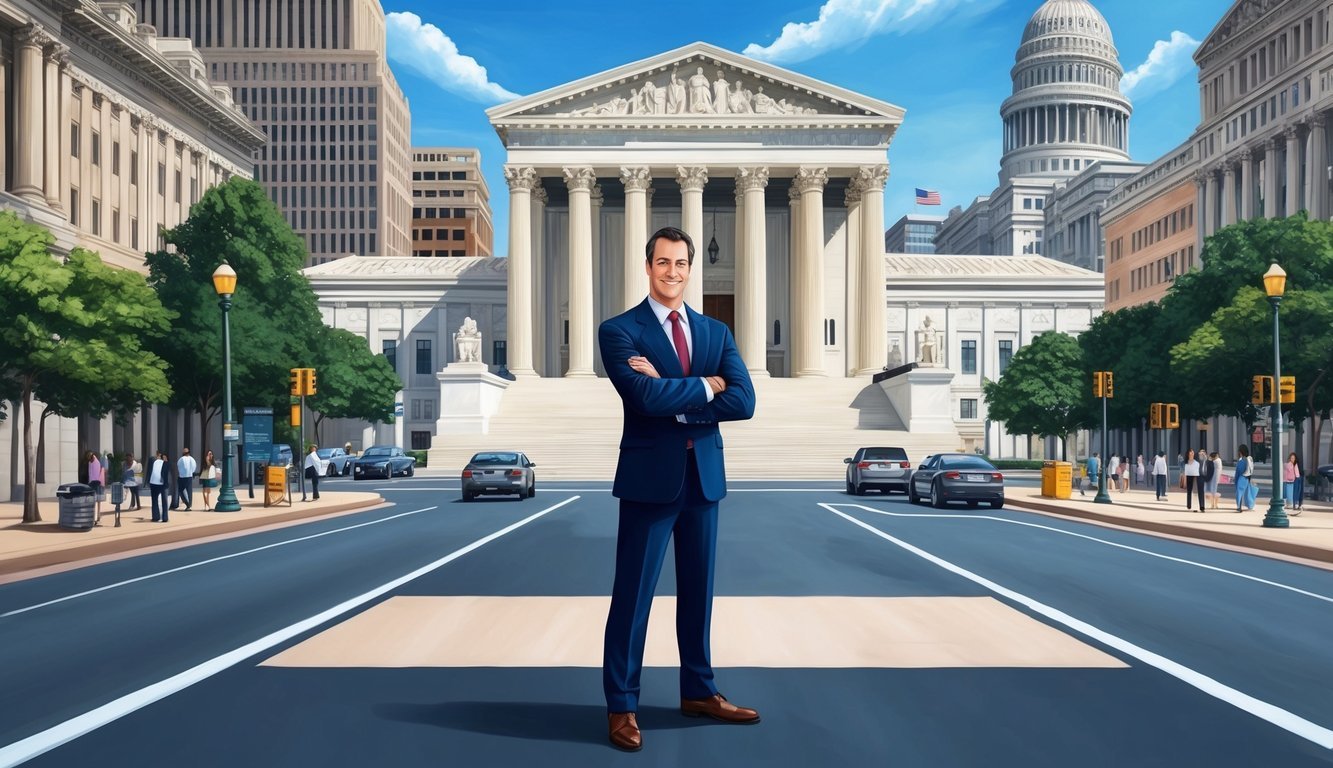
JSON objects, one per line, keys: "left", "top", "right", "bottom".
{"left": 413, "top": 229, "right": 467, "bottom": 242}
{"left": 1131, "top": 204, "right": 1193, "bottom": 253}
{"left": 256, "top": 162, "right": 378, "bottom": 184}
{"left": 413, "top": 207, "right": 472, "bottom": 219}
{"left": 412, "top": 171, "right": 471, "bottom": 181}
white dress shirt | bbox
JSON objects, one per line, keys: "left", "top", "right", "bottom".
{"left": 645, "top": 296, "right": 715, "bottom": 408}
{"left": 178, "top": 454, "right": 197, "bottom": 478}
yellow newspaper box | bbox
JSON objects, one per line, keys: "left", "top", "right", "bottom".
{"left": 1041, "top": 461, "right": 1073, "bottom": 499}
{"left": 265, "top": 465, "right": 289, "bottom": 507}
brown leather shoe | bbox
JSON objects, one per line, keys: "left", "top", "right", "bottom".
{"left": 680, "top": 694, "right": 760, "bottom": 724}
{"left": 608, "top": 712, "right": 642, "bottom": 751}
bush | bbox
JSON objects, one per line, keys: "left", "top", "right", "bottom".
{"left": 986, "top": 459, "right": 1045, "bottom": 470}
{"left": 406, "top": 450, "right": 428, "bottom": 468}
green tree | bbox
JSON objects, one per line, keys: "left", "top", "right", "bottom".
{"left": 0, "top": 213, "right": 171, "bottom": 522}
{"left": 146, "top": 177, "right": 323, "bottom": 446}
{"left": 1077, "top": 303, "right": 1163, "bottom": 430}
{"left": 307, "top": 326, "right": 401, "bottom": 442}
{"left": 983, "top": 331, "right": 1089, "bottom": 460}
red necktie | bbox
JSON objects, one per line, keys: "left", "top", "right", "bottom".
{"left": 668, "top": 311, "right": 690, "bottom": 376}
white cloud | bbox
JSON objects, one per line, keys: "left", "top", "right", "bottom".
{"left": 743, "top": 0, "right": 1000, "bottom": 64}
{"left": 1121, "top": 31, "right": 1201, "bottom": 101}
{"left": 385, "top": 12, "right": 520, "bottom": 104}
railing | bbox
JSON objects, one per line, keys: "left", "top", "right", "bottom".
{"left": 872, "top": 362, "right": 918, "bottom": 384}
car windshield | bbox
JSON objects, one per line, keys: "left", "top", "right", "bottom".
{"left": 863, "top": 448, "right": 908, "bottom": 461}
{"left": 471, "top": 453, "right": 519, "bottom": 465}
{"left": 363, "top": 448, "right": 394, "bottom": 457}
{"left": 942, "top": 456, "right": 996, "bottom": 471}
{"left": 316, "top": 449, "right": 335, "bottom": 458}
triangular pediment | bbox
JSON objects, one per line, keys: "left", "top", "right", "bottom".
{"left": 1195, "top": 0, "right": 1282, "bottom": 66}
{"left": 487, "top": 42, "right": 904, "bottom": 123}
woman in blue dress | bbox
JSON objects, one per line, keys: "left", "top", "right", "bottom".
{"left": 1234, "top": 445, "right": 1259, "bottom": 511}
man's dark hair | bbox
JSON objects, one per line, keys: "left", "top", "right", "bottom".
{"left": 645, "top": 226, "right": 694, "bottom": 265}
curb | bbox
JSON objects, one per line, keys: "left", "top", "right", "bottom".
{"left": 1005, "top": 496, "right": 1333, "bottom": 565}
{"left": 0, "top": 496, "right": 386, "bottom": 578}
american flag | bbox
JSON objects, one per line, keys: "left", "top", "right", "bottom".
{"left": 915, "top": 188, "right": 942, "bottom": 205}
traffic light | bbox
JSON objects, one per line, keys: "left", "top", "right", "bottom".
{"left": 1251, "top": 375, "right": 1274, "bottom": 404}
{"left": 306, "top": 368, "right": 317, "bottom": 396}
{"left": 290, "top": 368, "right": 302, "bottom": 396}
{"left": 1103, "top": 371, "right": 1114, "bottom": 398}
{"left": 1093, "top": 371, "right": 1104, "bottom": 398}
{"left": 1279, "top": 375, "right": 1296, "bottom": 404}
{"left": 291, "top": 403, "right": 301, "bottom": 427}
{"left": 1150, "top": 402, "right": 1163, "bottom": 429}
{"left": 1165, "top": 403, "right": 1180, "bottom": 429}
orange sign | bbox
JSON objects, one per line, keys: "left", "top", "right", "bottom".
{"left": 265, "top": 465, "right": 288, "bottom": 507}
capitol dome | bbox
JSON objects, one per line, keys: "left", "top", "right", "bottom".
{"left": 998, "top": 0, "right": 1131, "bottom": 184}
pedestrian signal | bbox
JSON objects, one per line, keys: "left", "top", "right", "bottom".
{"left": 1251, "top": 375, "right": 1274, "bottom": 404}
{"left": 1165, "top": 403, "right": 1180, "bottom": 429}
{"left": 1150, "top": 403, "right": 1163, "bottom": 429}
{"left": 1279, "top": 375, "right": 1295, "bottom": 404}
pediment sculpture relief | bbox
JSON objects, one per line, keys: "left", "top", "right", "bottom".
{"left": 564, "top": 66, "right": 821, "bottom": 117}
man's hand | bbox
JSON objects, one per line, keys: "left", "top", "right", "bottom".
{"left": 628, "top": 356, "right": 660, "bottom": 378}
{"left": 706, "top": 376, "right": 727, "bottom": 394}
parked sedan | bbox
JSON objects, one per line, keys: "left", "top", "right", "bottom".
{"left": 908, "top": 453, "right": 1004, "bottom": 509}
{"left": 317, "top": 447, "right": 352, "bottom": 477}
{"left": 844, "top": 446, "right": 911, "bottom": 495}
{"left": 461, "top": 451, "right": 535, "bottom": 501}
{"left": 351, "top": 446, "right": 416, "bottom": 480}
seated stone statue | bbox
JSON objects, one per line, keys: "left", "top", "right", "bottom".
{"left": 456, "top": 317, "right": 482, "bottom": 363}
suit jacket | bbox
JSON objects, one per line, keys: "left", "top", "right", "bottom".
{"left": 148, "top": 458, "right": 174, "bottom": 486}
{"left": 599, "top": 299, "right": 755, "bottom": 504}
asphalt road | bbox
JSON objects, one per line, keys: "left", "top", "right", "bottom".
{"left": 0, "top": 477, "right": 1330, "bottom": 767}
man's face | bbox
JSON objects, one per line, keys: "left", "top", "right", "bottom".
{"left": 645, "top": 238, "right": 690, "bottom": 308}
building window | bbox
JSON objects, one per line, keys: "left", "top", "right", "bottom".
{"left": 91, "top": 132, "right": 101, "bottom": 166}
{"left": 410, "top": 431, "right": 431, "bottom": 450}
{"left": 158, "top": 163, "right": 166, "bottom": 196}
{"left": 961, "top": 340, "right": 977, "bottom": 374}
{"left": 382, "top": 339, "right": 397, "bottom": 370}
{"left": 411, "top": 399, "right": 421, "bottom": 420}
{"left": 174, "top": 170, "right": 182, "bottom": 203}
{"left": 70, "top": 188, "right": 79, "bottom": 226}
{"left": 961, "top": 398, "right": 978, "bottom": 420}
{"left": 112, "top": 208, "right": 120, "bottom": 242}
{"left": 131, "top": 217, "right": 139, "bottom": 249}
{"left": 998, "top": 340, "right": 1013, "bottom": 374}
{"left": 423, "top": 400, "right": 434, "bottom": 420}
{"left": 112, "top": 141, "right": 120, "bottom": 175}
{"left": 91, "top": 199, "right": 101, "bottom": 235}
{"left": 130, "top": 151, "right": 138, "bottom": 185}
{"left": 71, "top": 123, "right": 80, "bottom": 158}
{"left": 415, "top": 339, "right": 432, "bottom": 374}
{"left": 824, "top": 319, "right": 836, "bottom": 345}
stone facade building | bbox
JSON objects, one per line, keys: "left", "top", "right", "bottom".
{"left": 410, "top": 147, "right": 494, "bottom": 258}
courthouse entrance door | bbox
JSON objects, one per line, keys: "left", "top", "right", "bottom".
{"left": 703, "top": 294, "right": 735, "bottom": 335}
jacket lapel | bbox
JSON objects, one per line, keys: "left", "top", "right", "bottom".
{"left": 685, "top": 304, "right": 711, "bottom": 375}
{"left": 634, "top": 300, "right": 685, "bottom": 378}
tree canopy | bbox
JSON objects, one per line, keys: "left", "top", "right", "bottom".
{"left": 307, "top": 325, "right": 401, "bottom": 441}
{"left": 983, "top": 331, "right": 1089, "bottom": 459}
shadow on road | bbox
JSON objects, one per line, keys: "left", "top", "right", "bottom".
{"left": 374, "top": 701, "right": 709, "bottom": 743}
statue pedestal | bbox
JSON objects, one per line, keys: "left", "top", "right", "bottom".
{"left": 434, "top": 363, "right": 510, "bottom": 435}
{"left": 878, "top": 368, "right": 958, "bottom": 435}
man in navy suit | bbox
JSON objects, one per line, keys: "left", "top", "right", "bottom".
{"left": 599, "top": 226, "right": 758, "bottom": 752}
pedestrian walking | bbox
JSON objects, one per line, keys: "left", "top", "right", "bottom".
{"left": 1107, "top": 454, "right": 1120, "bottom": 492}
{"left": 1284, "top": 452, "right": 1302, "bottom": 510}
{"left": 200, "top": 449, "right": 219, "bottom": 510}
{"left": 122, "top": 453, "right": 142, "bottom": 511}
{"left": 1081, "top": 453, "right": 1099, "bottom": 496}
{"left": 1152, "top": 451, "right": 1169, "bottom": 500}
{"left": 1207, "top": 451, "right": 1222, "bottom": 510}
{"left": 148, "top": 450, "right": 173, "bottom": 522}
{"left": 1135, "top": 455, "right": 1146, "bottom": 487}
{"left": 173, "top": 447, "right": 197, "bottom": 511}
{"left": 1183, "top": 450, "right": 1201, "bottom": 511}
{"left": 86, "top": 451, "right": 104, "bottom": 522}
{"left": 1234, "top": 445, "right": 1258, "bottom": 512}
{"left": 1293, "top": 456, "right": 1306, "bottom": 512}
{"left": 1119, "top": 455, "right": 1129, "bottom": 492}
{"left": 303, "top": 443, "right": 323, "bottom": 501}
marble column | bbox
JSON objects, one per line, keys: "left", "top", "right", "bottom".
{"left": 590, "top": 184, "right": 604, "bottom": 375}
{"left": 12, "top": 25, "right": 48, "bottom": 202}
{"left": 645, "top": 184, "right": 655, "bottom": 234}
{"left": 793, "top": 167, "right": 828, "bottom": 378}
{"left": 677, "top": 166, "right": 707, "bottom": 311}
{"left": 1285, "top": 125, "right": 1300, "bottom": 217}
{"left": 734, "top": 185, "right": 746, "bottom": 315}
{"left": 531, "top": 185, "right": 548, "bottom": 375}
{"left": 1207, "top": 168, "right": 1222, "bottom": 235}
{"left": 1193, "top": 170, "right": 1208, "bottom": 249}
{"left": 563, "top": 167, "right": 596, "bottom": 378}
{"left": 620, "top": 167, "right": 651, "bottom": 311}
{"left": 787, "top": 184, "right": 801, "bottom": 372}
{"left": 43, "top": 44, "right": 68, "bottom": 210}
{"left": 0, "top": 38, "right": 6, "bottom": 190}
{"left": 503, "top": 166, "right": 538, "bottom": 376}
{"left": 1263, "top": 139, "right": 1279, "bottom": 217}
{"left": 843, "top": 180, "right": 862, "bottom": 376}
{"left": 1239, "top": 148, "right": 1254, "bottom": 220}
{"left": 735, "top": 167, "right": 769, "bottom": 376}
{"left": 857, "top": 165, "right": 889, "bottom": 376}
{"left": 1311, "top": 114, "right": 1327, "bottom": 220}
{"left": 1222, "top": 162, "right": 1237, "bottom": 226}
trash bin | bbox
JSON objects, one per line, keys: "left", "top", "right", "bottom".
{"left": 56, "top": 482, "right": 97, "bottom": 531}
{"left": 1041, "top": 461, "right": 1073, "bottom": 499}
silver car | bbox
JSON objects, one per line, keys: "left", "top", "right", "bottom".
{"left": 462, "top": 451, "right": 536, "bottom": 501}
{"left": 316, "top": 447, "right": 352, "bottom": 477}
{"left": 845, "top": 446, "right": 911, "bottom": 495}
{"left": 908, "top": 453, "right": 1005, "bottom": 509}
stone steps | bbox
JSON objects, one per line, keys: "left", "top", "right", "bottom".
{"left": 427, "top": 377, "right": 960, "bottom": 480}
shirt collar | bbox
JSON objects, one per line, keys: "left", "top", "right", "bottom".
{"left": 646, "top": 295, "right": 688, "bottom": 327}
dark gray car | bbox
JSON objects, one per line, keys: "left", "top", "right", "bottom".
{"left": 844, "top": 446, "right": 911, "bottom": 495}
{"left": 316, "top": 447, "right": 352, "bottom": 477}
{"left": 908, "top": 453, "right": 1004, "bottom": 509}
{"left": 461, "top": 451, "right": 535, "bottom": 501}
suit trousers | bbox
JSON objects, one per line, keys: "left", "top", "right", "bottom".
{"left": 150, "top": 483, "right": 169, "bottom": 521}
{"left": 603, "top": 455, "right": 719, "bottom": 713}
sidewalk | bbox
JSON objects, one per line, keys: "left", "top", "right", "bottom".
{"left": 1006, "top": 483, "right": 1333, "bottom": 565}
{"left": 0, "top": 489, "right": 385, "bottom": 580}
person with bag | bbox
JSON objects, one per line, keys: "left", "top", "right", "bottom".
{"left": 1235, "top": 445, "right": 1258, "bottom": 512}
{"left": 200, "top": 449, "right": 219, "bottom": 511}
{"left": 303, "top": 444, "right": 324, "bottom": 501}
{"left": 1284, "top": 452, "right": 1302, "bottom": 512}
{"left": 122, "top": 453, "right": 142, "bottom": 511}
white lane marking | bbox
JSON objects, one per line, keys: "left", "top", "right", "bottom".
{"left": 0, "top": 495, "right": 581, "bottom": 767}
{"left": 831, "top": 503, "right": 1333, "bottom": 606}
{"left": 820, "top": 502, "right": 1333, "bottom": 750}
{"left": 1, "top": 506, "right": 439, "bottom": 618}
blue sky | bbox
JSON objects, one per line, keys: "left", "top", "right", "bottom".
{"left": 383, "top": 0, "right": 1234, "bottom": 256}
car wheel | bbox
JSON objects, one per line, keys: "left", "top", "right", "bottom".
{"left": 908, "top": 482, "right": 919, "bottom": 504}
{"left": 528, "top": 482, "right": 536, "bottom": 498}
{"left": 846, "top": 481, "right": 854, "bottom": 495}
{"left": 989, "top": 499, "right": 1004, "bottom": 509}
{"left": 930, "top": 481, "right": 946, "bottom": 509}
{"left": 407, "top": 465, "right": 415, "bottom": 477}
{"left": 853, "top": 483, "right": 865, "bottom": 496}
{"left": 966, "top": 500, "right": 979, "bottom": 509}
{"left": 343, "top": 464, "right": 351, "bottom": 476}
{"left": 462, "top": 492, "right": 474, "bottom": 502}
{"left": 326, "top": 464, "right": 337, "bottom": 478}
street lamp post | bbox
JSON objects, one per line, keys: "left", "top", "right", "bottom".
{"left": 1094, "top": 384, "right": 1111, "bottom": 504}
{"left": 212, "top": 263, "right": 242, "bottom": 513}
{"left": 1262, "top": 263, "right": 1288, "bottom": 529}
